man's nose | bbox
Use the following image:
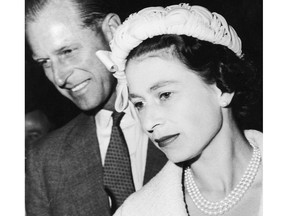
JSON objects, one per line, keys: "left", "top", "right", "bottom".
{"left": 52, "top": 60, "right": 72, "bottom": 88}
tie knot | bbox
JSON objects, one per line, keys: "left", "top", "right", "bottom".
{"left": 112, "top": 111, "right": 125, "bottom": 126}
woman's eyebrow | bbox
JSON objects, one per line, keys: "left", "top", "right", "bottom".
{"left": 129, "top": 93, "right": 141, "bottom": 99}
{"left": 149, "top": 80, "right": 179, "bottom": 92}
{"left": 129, "top": 80, "right": 179, "bottom": 99}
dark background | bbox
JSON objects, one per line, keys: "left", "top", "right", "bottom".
{"left": 25, "top": 0, "right": 262, "bottom": 130}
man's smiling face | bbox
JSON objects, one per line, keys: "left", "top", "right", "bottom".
{"left": 26, "top": 0, "right": 116, "bottom": 110}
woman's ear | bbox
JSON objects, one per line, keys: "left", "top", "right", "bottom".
{"left": 101, "top": 13, "right": 121, "bottom": 43}
{"left": 219, "top": 91, "right": 235, "bottom": 108}
{"left": 213, "top": 84, "right": 235, "bottom": 108}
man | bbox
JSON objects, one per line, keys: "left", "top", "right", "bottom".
{"left": 25, "top": 109, "right": 55, "bottom": 147}
{"left": 25, "top": 0, "right": 167, "bottom": 215}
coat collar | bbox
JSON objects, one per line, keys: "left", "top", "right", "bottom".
{"left": 117, "top": 161, "right": 188, "bottom": 216}
{"left": 60, "top": 113, "right": 111, "bottom": 216}
{"left": 144, "top": 139, "right": 167, "bottom": 185}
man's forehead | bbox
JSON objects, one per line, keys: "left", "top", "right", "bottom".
{"left": 27, "top": 22, "right": 75, "bottom": 56}
{"left": 36, "top": 0, "right": 81, "bottom": 24}
{"left": 26, "top": 1, "right": 84, "bottom": 57}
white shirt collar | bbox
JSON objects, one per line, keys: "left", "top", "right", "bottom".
{"left": 95, "top": 101, "right": 139, "bottom": 129}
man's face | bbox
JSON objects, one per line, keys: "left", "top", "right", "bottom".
{"left": 25, "top": 110, "right": 53, "bottom": 146}
{"left": 26, "top": 1, "right": 116, "bottom": 111}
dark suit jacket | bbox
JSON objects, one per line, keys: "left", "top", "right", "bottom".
{"left": 26, "top": 112, "right": 167, "bottom": 216}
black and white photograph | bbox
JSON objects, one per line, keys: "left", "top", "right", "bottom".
{"left": 24, "top": 0, "right": 264, "bottom": 215}
{"left": 8, "top": 0, "right": 288, "bottom": 215}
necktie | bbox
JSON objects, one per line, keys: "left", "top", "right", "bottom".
{"left": 103, "top": 111, "right": 135, "bottom": 213}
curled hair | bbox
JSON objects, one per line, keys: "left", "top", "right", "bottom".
{"left": 127, "top": 35, "right": 261, "bottom": 130}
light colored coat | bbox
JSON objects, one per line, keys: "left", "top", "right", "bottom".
{"left": 114, "top": 130, "right": 263, "bottom": 216}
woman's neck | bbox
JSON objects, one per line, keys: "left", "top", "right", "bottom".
{"left": 189, "top": 114, "right": 253, "bottom": 200}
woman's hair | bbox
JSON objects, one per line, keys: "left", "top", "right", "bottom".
{"left": 127, "top": 34, "right": 260, "bottom": 130}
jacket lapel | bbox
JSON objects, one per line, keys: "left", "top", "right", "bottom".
{"left": 143, "top": 139, "right": 167, "bottom": 184}
{"left": 59, "top": 113, "right": 111, "bottom": 216}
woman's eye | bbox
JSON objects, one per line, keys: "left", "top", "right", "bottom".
{"left": 133, "top": 101, "right": 144, "bottom": 111}
{"left": 160, "top": 92, "right": 172, "bottom": 100}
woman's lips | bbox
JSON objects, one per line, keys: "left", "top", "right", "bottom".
{"left": 154, "top": 133, "right": 179, "bottom": 148}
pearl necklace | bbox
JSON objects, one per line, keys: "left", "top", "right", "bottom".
{"left": 184, "top": 143, "right": 261, "bottom": 215}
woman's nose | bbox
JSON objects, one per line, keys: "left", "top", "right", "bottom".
{"left": 141, "top": 105, "right": 164, "bottom": 134}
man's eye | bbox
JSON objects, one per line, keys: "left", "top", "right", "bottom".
{"left": 26, "top": 132, "right": 42, "bottom": 143}
{"left": 61, "top": 48, "right": 76, "bottom": 57}
{"left": 37, "top": 59, "right": 51, "bottom": 68}
{"left": 160, "top": 92, "right": 172, "bottom": 100}
{"left": 62, "top": 49, "right": 73, "bottom": 55}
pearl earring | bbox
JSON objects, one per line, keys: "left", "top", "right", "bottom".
{"left": 221, "top": 101, "right": 229, "bottom": 107}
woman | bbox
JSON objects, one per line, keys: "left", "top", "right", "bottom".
{"left": 96, "top": 4, "right": 262, "bottom": 216}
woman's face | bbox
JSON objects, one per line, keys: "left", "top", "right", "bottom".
{"left": 126, "top": 56, "right": 224, "bottom": 163}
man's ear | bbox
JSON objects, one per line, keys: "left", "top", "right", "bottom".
{"left": 101, "top": 13, "right": 121, "bottom": 43}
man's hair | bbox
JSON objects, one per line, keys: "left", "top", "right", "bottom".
{"left": 25, "top": 0, "right": 112, "bottom": 30}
